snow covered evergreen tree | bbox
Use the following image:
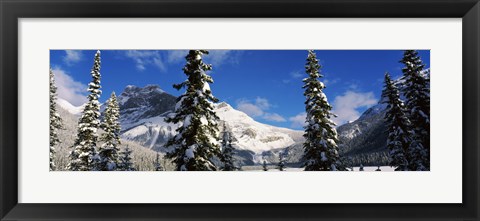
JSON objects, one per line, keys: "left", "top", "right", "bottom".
{"left": 153, "top": 152, "right": 164, "bottom": 171}
{"left": 302, "top": 50, "right": 341, "bottom": 171}
{"left": 220, "top": 123, "right": 238, "bottom": 171}
{"left": 382, "top": 73, "right": 411, "bottom": 171}
{"left": 277, "top": 152, "right": 286, "bottom": 171}
{"left": 118, "top": 146, "right": 135, "bottom": 171}
{"left": 262, "top": 160, "right": 268, "bottom": 171}
{"left": 49, "top": 68, "right": 63, "bottom": 171}
{"left": 164, "top": 50, "right": 221, "bottom": 171}
{"left": 339, "top": 156, "right": 354, "bottom": 171}
{"left": 400, "top": 50, "right": 430, "bottom": 171}
{"left": 98, "top": 92, "right": 121, "bottom": 171}
{"left": 67, "top": 50, "right": 102, "bottom": 171}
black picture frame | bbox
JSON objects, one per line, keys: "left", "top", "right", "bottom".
{"left": 1, "top": 0, "right": 479, "bottom": 220}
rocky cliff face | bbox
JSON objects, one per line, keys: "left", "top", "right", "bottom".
{"left": 118, "top": 84, "right": 177, "bottom": 126}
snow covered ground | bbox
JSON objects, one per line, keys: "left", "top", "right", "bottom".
{"left": 352, "top": 166, "right": 395, "bottom": 172}
{"left": 242, "top": 166, "right": 395, "bottom": 172}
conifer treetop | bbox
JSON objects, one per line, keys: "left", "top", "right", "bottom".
{"left": 399, "top": 50, "right": 430, "bottom": 171}
{"left": 67, "top": 50, "right": 102, "bottom": 171}
{"left": 118, "top": 146, "right": 135, "bottom": 171}
{"left": 165, "top": 50, "right": 221, "bottom": 171}
{"left": 382, "top": 72, "right": 411, "bottom": 171}
{"left": 302, "top": 50, "right": 340, "bottom": 171}
{"left": 219, "top": 123, "right": 238, "bottom": 171}
{"left": 154, "top": 152, "right": 164, "bottom": 171}
{"left": 49, "top": 68, "right": 63, "bottom": 171}
{"left": 98, "top": 91, "right": 121, "bottom": 171}
{"left": 50, "top": 68, "right": 63, "bottom": 145}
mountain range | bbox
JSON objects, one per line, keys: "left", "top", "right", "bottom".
{"left": 57, "top": 84, "right": 390, "bottom": 166}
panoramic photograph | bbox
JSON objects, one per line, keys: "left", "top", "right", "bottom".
{"left": 49, "top": 49, "right": 430, "bottom": 171}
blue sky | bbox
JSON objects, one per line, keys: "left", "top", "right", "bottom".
{"left": 50, "top": 49, "right": 430, "bottom": 130}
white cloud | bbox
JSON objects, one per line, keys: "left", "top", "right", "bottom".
{"left": 206, "top": 50, "right": 231, "bottom": 66}
{"left": 289, "top": 112, "right": 307, "bottom": 128}
{"left": 332, "top": 91, "right": 378, "bottom": 125}
{"left": 166, "top": 50, "right": 188, "bottom": 63}
{"left": 254, "top": 97, "right": 270, "bottom": 110}
{"left": 124, "top": 50, "right": 166, "bottom": 72}
{"left": 290, "top": 71, "right": 303, "bottom": 79}
{"left": 237, "top": 101, "right": 264, "bottom": 117}
{"left": 205, "top": 50, "right": 240, "bottom": 67}
{"left": 263, "top": 113, "right": 287, "bottom": 122}
{"left": 152, "top": 57, "right": 166, "bottom": 72}
{"left": 283, "top": 70, "right": 304, "bottom": 84}
{"left": 236, "top": 97, "right": 285, "bottom": 122}
{"left": 287, "top": 91, "right": 377, "bottom": 128}
{"left": 348, "top": 83, "right": 359, "bottom": 90}
{"left": 324, "top": 78, "right": 340, "bottom": 86}
{"left": 207, "top": 50, "right": 245, "bottom": 67}
{"left": 52, "top": 67, "right": 88, "bottom": 106}
{"left": 63, "top": 50, "right": 82, "bottom": 65}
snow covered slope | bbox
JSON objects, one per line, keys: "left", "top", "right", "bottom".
{"left": 57, "top": 98, "right": 85, "bottom": 115}
{"left": 215, "top": 102, "right": 303, "bottom": 153}
{"left": 337, "top": 102, "right": 388, "bottom": 155}
{"left": 121, "top": 115, "right": 178, "bottom": 151}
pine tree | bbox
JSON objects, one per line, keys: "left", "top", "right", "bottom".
{"left": 339, "top": 156, "right": 354, "bottom": 171}
{"left": 118, "top": 146, "right": 135, "bottom": 171}
{"left": 382, "top": 73, "right": 411, "bottom": 171}
{"left": 220, "top": 123, "right": 238, "bottom": 171}
{"left": 262, "top": 160, "right": 268, "bottom": 171}
{"left": 98, "top": 92, "right": 121, "bottom": 171}
{"left": 400, "top": 50, "right": 430, "bottom": 171}
{"left": 67, "top": 50, "right": 102, "bottom": 171}
{"left": 164, "top": 50, "right": 221, "bottom": 171}
{"left": 153, "top": 152, "right": 164, "bottom": 171}
{"left": 49, "top": 68, "right": 63, "bottom": 171}
{"left": 277, "top": 151, "right": 286, "bottom": 171}
{"left": 302, "top": 50, "right": 341, "bottom": 171}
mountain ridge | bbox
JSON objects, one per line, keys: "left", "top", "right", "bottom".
{"left": 59, "top": 84, "right": 305, "bottom": 165}
{"left": 59, "top": 84, "right": 391, "bottom": 166}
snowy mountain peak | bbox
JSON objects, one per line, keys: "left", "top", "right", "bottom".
{"left": 215, "top": 102, "right": 233, "bottom": 110}
{"left": 358, "top": 103, "right": 387, "bottom": 121}
{"left": 118, "top": 84, "right": 176, "bottom": 124}
{"left": 214, "top": 102, "right": 303, "bottom": 154}
{"left": 121, "top": 84, "right": 165, "bottom": 99}
{"left": 145, "top": 84, "right": 165, "bottom": 93}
